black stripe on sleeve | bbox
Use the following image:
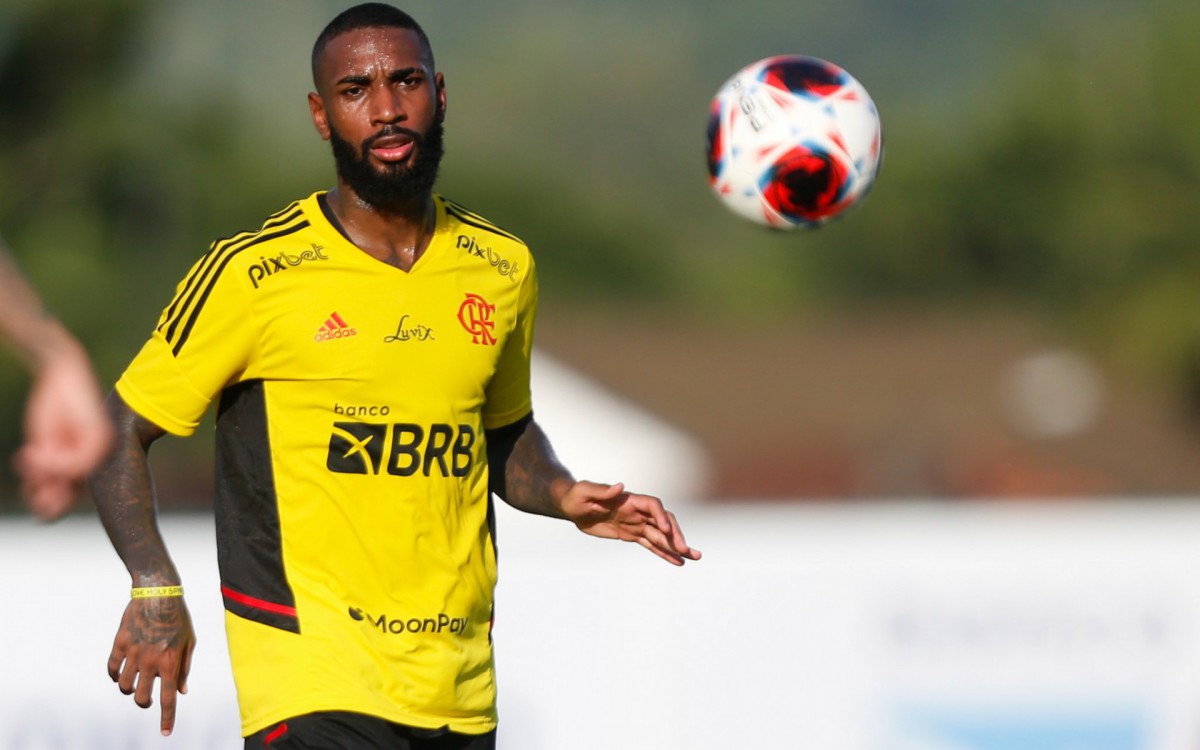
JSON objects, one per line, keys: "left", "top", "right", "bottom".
{"left": 444, "top": 202, "right": 526, "bottom": 246}
{"left": 169, "top": 220, "right": 310, "bottom": 356}
{"left": 157, "top": 245, "right": 217, "bottom": 334}
{"left": 160, "top": 207, "right": 304, "bottom": 341}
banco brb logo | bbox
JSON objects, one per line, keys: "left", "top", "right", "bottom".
{"left": 327, "top": 421, "right": 475, "bottom": 477}
{"left": 457, "top": 293, "right": 496, "bottom": 345}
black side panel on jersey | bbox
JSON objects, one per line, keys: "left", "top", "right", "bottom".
{"left": 483, "top": 411, "right": 532, "bottom": 564}
{"left": 215, "top": 379, "right": 300, "bottom": 633}
{"left": 483, "top": 412, "right": 532, "bottom": 502}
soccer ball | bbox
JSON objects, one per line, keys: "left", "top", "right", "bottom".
{"left": 706, "top": 55, "right": 883, "bottom": 230}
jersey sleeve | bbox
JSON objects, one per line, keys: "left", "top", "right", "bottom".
{"left": 116, "top": 253, "right": 258, "bottom": 437}
{"left": 482, "top": 254, "right": 537, "bottom": 430}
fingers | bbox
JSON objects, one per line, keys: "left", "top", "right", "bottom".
{"left": 17, "top": 477, "right": 75, "bottom": 521}
{"left": 113, "top": 644, "right": 182, "bottom": 735}
{"left": 567, "top": 480, "right": 702, "bottom": 564}
{"left": 636, "top": 535, "right": 686, "bottom": 566}
{"left": 18, "top": 432, "right": 107, "bottom": 482}
{"left": 159, "top": 663, "right": 178, "bottom": 736}
{"left": 134, "top": 667, "right": 157, "bottom": 710}
{"left": 179, "top": 638, "right": 196, "bottom": 695}
{"left": 628, "top": 496, "right": 702, "bottom": 564}
{"left": 657, "top": 510, "right": 702, "bottom": 561}
{"left": 107, "top": 634, "right": 127, "bottom": 683}
{"left": 20, "top": 441, "right": 94, "bottom": 478}
{"left": 161, "top": 634, "right": 197, "bottom": 734}
{"left": 107, "top": 601, "right": 193, "bottom": 736}
{"left": 14, "top": 442, "right": 87, "bottom": 521}
{"left": 117, "top": 649, "right": 140, "bottom": 697}
{"left": 583, "top": 481, "right": 624, "bottom": 504}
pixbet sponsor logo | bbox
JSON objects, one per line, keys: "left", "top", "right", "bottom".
{"left": 326, "top": 421, "right": 475, "bottom": 477}
{"left": 248, "top": 244, "right": 329, "bottom": 288}
{"left": 456, "top": 234, "right": 520, "bottom": 283}
{"left": 348, "top": 606, "right": 470, "bottom": 636}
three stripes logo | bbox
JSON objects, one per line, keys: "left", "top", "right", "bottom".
{"left": 315, "top": 312, "right": 357, "bottom": 342}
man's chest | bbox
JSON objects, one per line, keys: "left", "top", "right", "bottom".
{"left": 242, "top": 261, "right": 520, "bottom": 401}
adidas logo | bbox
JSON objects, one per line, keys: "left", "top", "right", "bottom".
{"left": 315, "top": 312, "right": 358, "bottom": 342}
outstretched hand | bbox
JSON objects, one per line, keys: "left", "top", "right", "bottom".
{"left": 561, "top": 481, "right": 702, "bottom": 565}
{"left": 14, "top": 338, "right": 113, "bottom": 519}
{"left": 108, "top": 596, "right": 197, "bottom": 736}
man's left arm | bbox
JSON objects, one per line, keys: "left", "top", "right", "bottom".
{"left": 486, "top": 416, "right": 701, "bottom": 566}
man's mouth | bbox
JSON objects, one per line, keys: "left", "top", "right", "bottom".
{"left": 367, "top": 134, "right": 415, "bottom": 163}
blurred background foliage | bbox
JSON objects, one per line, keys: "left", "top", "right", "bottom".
{"left": 1, "top": 0, "right": 1198, "bottom": 507}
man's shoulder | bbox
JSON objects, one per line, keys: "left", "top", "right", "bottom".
{"left": 439, "top": 195, "right": 531, "bottom": 257}
{"left": 198, "top": 194, "right": 323, "bottom": 277}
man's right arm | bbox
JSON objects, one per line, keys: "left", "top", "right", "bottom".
{"left": 88, "top": 391, "right": 196, "bottom": 737}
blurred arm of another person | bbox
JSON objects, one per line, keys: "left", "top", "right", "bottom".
{"left": 0, "top": 238, "right": 113, "bottom": 519}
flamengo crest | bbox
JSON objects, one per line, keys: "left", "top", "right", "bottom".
{"left": 457, "top": 293, "right": 496, "bottom": 345}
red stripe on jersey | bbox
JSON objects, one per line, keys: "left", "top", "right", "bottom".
{"left": 221, "top": 585, "right": 298, "bottom": 618}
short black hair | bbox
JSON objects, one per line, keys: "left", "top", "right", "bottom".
{"left": 311, "top": 3, "right": 434, "bottom": 84}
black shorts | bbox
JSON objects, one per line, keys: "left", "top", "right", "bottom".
{"left": 244, "top": 711, "right": 497, "bottom": 750}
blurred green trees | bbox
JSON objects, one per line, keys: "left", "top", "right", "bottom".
{"left": 800, "top": 0, "right": 1200, "bottom": 391}
{"left": 0, "top": 0, "right": 323, "bottom": 507}
{"left": 2, "top": 0, "right": 1198, "bottom": 506}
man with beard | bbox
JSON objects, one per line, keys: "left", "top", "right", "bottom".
{"left": 89, "top": 4, "right": 700, "bottom": 749}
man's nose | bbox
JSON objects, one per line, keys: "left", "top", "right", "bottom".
{"left": 370, "top": 89, "right": 405, "bottom": 125}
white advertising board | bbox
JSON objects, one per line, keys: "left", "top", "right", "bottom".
{"left": 4, "top": 500, "right": 1200, "bottom": 750}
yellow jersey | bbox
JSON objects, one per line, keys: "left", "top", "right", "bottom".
{"left": 116, "top": 191, "right": 536, "bottom": 736}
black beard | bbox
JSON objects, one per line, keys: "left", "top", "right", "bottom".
{"left": 329, "top": 118, "right": 445, "bottom": 211}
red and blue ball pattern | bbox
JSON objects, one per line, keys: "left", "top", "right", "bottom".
{"left": 707, "top": 55, "right": 882, "bottom": 230}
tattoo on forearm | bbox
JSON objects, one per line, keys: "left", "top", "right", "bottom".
{"left": 504, "top": 422, "right": 572, "bottom": 518}
{"left": 89, "top": 394, "right": 178, "bottom": 585}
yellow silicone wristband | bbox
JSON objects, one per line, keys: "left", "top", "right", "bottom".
{"left": 130, "top": 585, "right": 184, "bottom": 599}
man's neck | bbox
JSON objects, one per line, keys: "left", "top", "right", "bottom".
{"left": 324, "top": 187, "right": 435, "bottom": 271}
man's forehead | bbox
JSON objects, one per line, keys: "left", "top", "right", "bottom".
{"left": 316, "top": 26, "right": 432, "bottom": 77}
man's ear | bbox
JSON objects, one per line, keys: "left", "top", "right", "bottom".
{"left": 308, "top": 92, "right": 332, "bottom": 141}
{"left": 435, "top": 72, "right": 447, "bottom": 121}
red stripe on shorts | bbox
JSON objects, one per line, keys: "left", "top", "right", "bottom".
{"left": 264, "top": 722, "right": 288, "bottom": 746}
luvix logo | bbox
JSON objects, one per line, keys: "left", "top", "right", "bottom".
{"left": 383, "top": 314, "right": 435, "bottom": 343}
{"left": 248, "top": 244, "right": 329, "bottom": 288}
{"left": 457, "top": 293, "right": 496, "bottom": 345}
{"left": 348, "top": 605, "right": 470, "bottom": 636}
{"left": 315, "top": 312, "right": 357, "bottom": 342}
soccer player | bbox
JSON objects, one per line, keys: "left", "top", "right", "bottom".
{"left": 0, "top": 237, "right": 112, "bottom": 519}
{"left": 88, "top": 4, "right": 700, "bottom": 748}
